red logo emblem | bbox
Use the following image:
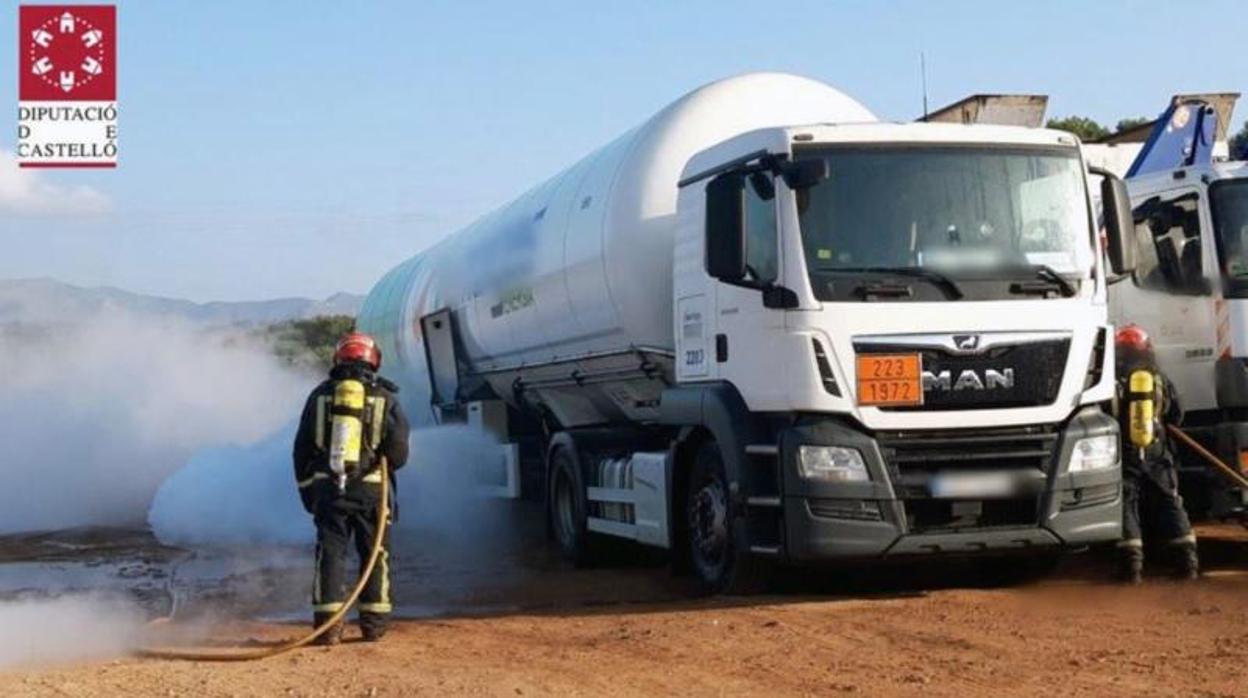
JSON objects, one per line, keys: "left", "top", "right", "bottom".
{"left": 19, "top": 5, "right": 115, "bottom": 101}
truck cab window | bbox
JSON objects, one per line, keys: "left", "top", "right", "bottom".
{"left": 1211, "top": 179, "right": 1248, "bottom": 298}
{"left": 1132, "top": 193, "right": 1207, "bottom": 295}
{"left": 744, "top": 177, "right": 778, "bottom": 283}
{"left": 793, "top": 146, "right": 1091, "bottom": 302}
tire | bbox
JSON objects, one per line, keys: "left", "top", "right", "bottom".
{"left": 549, "top": 447, "right": 593, "bottom": 566}
{"left": 686, "top": 441, "right": 769, "bottom": 594}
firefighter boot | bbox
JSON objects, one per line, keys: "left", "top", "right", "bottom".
{"left": 313, "top": 613, "right": 344, "bottom": 646}
{"left": 1173, "top": 542, "right": 1200, "bottom": 581}
{"left": 1116, "top": 545, "right": 1143, "bottom": 585}
{"left": 360, "top": 613, "right": 388, "bottom": 642}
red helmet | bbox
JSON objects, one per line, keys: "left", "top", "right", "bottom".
{"left": 334, "top": 332, "right": 381, "bottom": 370}
{"left": 1114, "top": 324, "right": 1151, "bottom": 354}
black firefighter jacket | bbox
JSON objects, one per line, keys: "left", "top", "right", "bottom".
{"left": 292, "top": 363, "right": 411, "bottom": 514}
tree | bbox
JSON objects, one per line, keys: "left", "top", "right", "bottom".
{"left": 1115, "top": 117, "right": 1152, "bottom": 133}
{"left": 1045, "top": 116, "right": 1110, "bottom": 142}
{"left": 258, "top": 315, "right": 356, "bottom": 371}
{"left": 1231, "top": 120, "right": 1248, "bottom": 161}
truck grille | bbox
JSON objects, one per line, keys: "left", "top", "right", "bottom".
{"left": 876, "top": 425, "right": 1060, "bottom": 476}
{"left": 858, "top": 338, "right": 1070, "bottom": 410}
{"left": 876, "top": 426, "right": 1058, "bottom": 532}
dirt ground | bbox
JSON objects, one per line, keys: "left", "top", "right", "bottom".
{"left": 3, "top": 524, "right": 1248, "bottom": 697}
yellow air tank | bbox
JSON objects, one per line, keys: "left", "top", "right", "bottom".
{"left": 329, "top": 379, "right": 366, "bottom": 491}
{"left": 1128, "top": 370, "right": 1156, "bottom": 451}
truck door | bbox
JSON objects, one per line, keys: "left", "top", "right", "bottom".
{"left": 711, "top": 172, "right": 788, "bottom": 405}
{"left": 1111, "top": 188, "right": 1218, "bottom": 411}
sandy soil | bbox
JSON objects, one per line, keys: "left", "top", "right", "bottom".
{"left": 3, "top": 524, "right": 1247, "bottom": 697}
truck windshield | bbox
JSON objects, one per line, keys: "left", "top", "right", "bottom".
{"left": 794, "top": 146, "right": 1093, "bottom": 301}
{"left": 1212, "top": 179, "right": 1248, "bottom": 298}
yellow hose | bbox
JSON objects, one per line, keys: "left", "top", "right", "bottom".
{"left": 137, "top": 464, "right": 390, "bottom": 661}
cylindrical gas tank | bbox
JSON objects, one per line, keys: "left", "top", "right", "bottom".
{"left": 358, "top": 72, "right": 875, "bottom": 422}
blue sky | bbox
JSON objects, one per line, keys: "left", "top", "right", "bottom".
{"left": 1, "top": 0, "right": 1246, "bottom": 302}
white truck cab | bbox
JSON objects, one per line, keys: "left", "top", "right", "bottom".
{"left": 666, "top": 122, "right": 1127, "bottom": 571}
{"left": 1106, "top": 158, "right": 1248, "bottom": 518}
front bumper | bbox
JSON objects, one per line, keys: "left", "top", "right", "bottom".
{"left": 775, "top": 407, "right": 1122, "bottom": 562}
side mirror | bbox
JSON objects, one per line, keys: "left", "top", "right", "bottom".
{"left": 780, "top": 158, "right": 828, "bottom": 190}
{"left": 1101, "top": 176, "right": 1137, "bottom": 275}
{"left": 705, "top": 171, "right": 747, "bottom": 281}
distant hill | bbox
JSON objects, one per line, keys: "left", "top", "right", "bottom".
{"left": 0, "top": 278, "right": 364, "bottom": 327}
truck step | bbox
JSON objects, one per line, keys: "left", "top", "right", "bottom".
{"left": 745, "top": 444, "right": 778, "bottom": 456}
{"left": 747, "top": 496, "right": 781, "bottom": 507}
{"left": 749, "top": 545, "right": 782, "bottom": 556}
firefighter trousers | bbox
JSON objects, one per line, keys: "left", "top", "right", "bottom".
{"left": 312, "top": 490, "right": 392, "bottom": 632}
{"left": 1121, "top": 458, "right": 1195, "bottom": 550}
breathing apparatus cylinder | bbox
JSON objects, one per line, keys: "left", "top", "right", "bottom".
{"left": 328, "top": 379, "right": 366, "bottom": 492}
{"left": 1127, "top": 369, "right": 1156, "bottom": 458}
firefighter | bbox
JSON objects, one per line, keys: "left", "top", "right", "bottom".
{"left": 293, "top": 332, "right": 410, "bottom": 644}
{"left": 1113, "top": 324, "right": 1199, "bottom": 583}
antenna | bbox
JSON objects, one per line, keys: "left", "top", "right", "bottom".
{"left": 920, "top": 52, "right": 929, "bottom": 119}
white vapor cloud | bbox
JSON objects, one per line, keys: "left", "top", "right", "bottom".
{"left": 0, "top": 595, "right": 144, "bottom": 668}
{"left": 0, "top": 310, "right": 309, "bottom": 533}
{"left": 0, "top": 149, "right": 111, "bottom": 216}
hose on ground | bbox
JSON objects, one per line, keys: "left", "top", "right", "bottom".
{"left": 137, "top": 464, "right": 390, "bottom": 661}
{"left": 1167, "top": 424, "right": 1248, "bottom": 491}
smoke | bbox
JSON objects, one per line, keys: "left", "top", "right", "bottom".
{"left": 150, "top": 424, "right": 517, "bottom": 552}
{"left": 0, "top": 594, "right": 144, "bottom": 667}
{"left": 396, "top": 425, "right": 519, "bottom": 553}
{"left": 149, "top": 423, "right": 310, "bottom": 546}
{"left": 0, "top": 311, "right": 308, "bottom": 533}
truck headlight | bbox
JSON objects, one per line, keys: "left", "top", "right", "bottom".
{"left": 1068, "top": 434, "right": 1119, "bottom": 473}
{"left": 797, "top": 445, "right": 869, "bottom": 482}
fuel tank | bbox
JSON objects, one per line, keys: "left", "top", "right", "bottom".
{"left": 358, "top": 72, "right": 875, "bottom": 423}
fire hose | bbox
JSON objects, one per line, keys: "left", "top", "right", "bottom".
{"left": 1166, "top": 425, "right": 1248, "bottom": 492}
{"left": 137, "top": 464, "right": 390, "bottom": 661}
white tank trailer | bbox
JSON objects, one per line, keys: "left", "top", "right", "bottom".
{"left": 360, "top": 73, "right": 1140, "bottom": 592}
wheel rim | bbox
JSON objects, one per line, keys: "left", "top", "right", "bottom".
{"left": 689, "top": 474, "right": 729, "bottom": 571}
{"left": 554, "top": 469, "right": 577, "bottom": 548}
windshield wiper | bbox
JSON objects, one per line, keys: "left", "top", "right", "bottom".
{"left": 1007, "top": 264, "right": 1078, "bottom": 298}
{"left": 815, "top": 266, "right": 965, "bottom": 300}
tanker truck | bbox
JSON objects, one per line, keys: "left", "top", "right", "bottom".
{"left": 358, "top": 73, "right": 1138, "bottom": 592}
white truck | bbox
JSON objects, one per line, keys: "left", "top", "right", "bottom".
{"left": 1086, "top": 97, "right": 1248, "bottom": 520}
{"left": 358, "top": 73, "right": 1136, "bottom": 591}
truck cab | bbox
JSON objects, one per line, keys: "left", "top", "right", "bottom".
{"left": 662, "top": 122, "right": 1128, "bottom": 584}
{"left": 1108, "top": 159, "right": 1248, "bottom": 518}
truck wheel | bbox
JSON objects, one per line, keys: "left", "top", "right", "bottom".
{"left": 549, "top": 447, "right": 593, "bottom": 566}
{"left": 686, "top": 441, "right": 768, "bottom": 594}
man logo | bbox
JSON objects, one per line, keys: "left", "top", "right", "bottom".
{"left": 953, "top": 334, "right": 981, "bottom": 351}
{"left": 923, "top": 368, "right": 1016, "bottom": 392}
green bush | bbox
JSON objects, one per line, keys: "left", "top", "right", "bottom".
{"left": 258, "top": 315, "right": 355, "bottom": 372}
{"left": 1045, "top": 116, "right": 1110, "bottom": 142}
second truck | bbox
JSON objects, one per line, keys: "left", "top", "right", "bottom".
{"left": 359, "top": 73, "right": 1136, "bottom": 592}
{"left": 1085, "top": 95, "right": 1248, "bottom": 520}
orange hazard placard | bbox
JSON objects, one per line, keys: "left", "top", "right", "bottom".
{"left": 856, "top": 354, "right": 923, "bottom": 407}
